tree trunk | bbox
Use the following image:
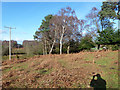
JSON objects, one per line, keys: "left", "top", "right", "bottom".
{"left": 49, "top": 40, "right": 55, "bottom": 54}
{"left": 98, "top": 44, "right": 100, "bottom": 50}
{"left": 49, "top": 30, "right": 56, "bottom": 54}
{"left": 60, "top": 39, "right": 62, "bottom": 55}
{"left": 43, "top": 48, "right": 45, "bottom": 55}
{"left": 44, "top": 38, "right": 47, "bottom": 55}
{"left": 60, "top": 26, "right": 65, "bottom": 55}
{"left": 67, "top": 46, "right": 70, "bottom": 54}
{"left": 42, "top": 41, "right": 45, "bottom": 55}
{"left": 101, "top": 19, "right": 103, "bottom": 31}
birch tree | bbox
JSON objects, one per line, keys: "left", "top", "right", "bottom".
{"left": 50, "top": 7, "right": 80, "bottom": 54}
{"left": 49, "top": 15, "right": 59, "bottom": 54}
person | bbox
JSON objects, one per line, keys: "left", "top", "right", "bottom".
{"left": 90, "top": 74, "right": 106, "bottom": 90}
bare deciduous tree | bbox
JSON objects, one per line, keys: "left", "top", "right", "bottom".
{"left": 86, "top": 7, "right": 100, "bottom": 38}
{"left": 50, "top": 7, "right": 80, "bottom": 54}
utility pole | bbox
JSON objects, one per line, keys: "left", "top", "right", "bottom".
{"left": 4, "top": 26, "right": 16, "bottom": 60}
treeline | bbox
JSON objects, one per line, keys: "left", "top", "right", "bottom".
{"left": 33, "top": 2, "right": 120, "bottom": 55}
{"left": 2, "top": 40, "right": 41, "bottom": 56}
{"left": 2, "top": 40, "right": 18, "bottom": 56}
{"left": 2, "top": 2, "right": 120, "bottom": 57}
{"left": 22, "top": 40, "right": 43, "bottom": 56}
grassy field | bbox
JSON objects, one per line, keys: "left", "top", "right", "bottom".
{"left": 2, "top": 50, "right": 118, "bottom": 88}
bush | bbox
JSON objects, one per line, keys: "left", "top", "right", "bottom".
{"left": 79, "top": 35, "right": 95, "bottom": 51}
{"left": 53, "top": 47, "right": 59, "bottom": 54}
{"left": 112, "top": 45, "right": 119, "bottom": 51}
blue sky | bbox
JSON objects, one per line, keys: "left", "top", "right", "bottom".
{"left": 1, "top": 2, "right": 108, "bottom": 44}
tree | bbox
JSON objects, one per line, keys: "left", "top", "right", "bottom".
{"left": 86, "top": 7, "right": 100, "bottom": 40}
{"left": 79, "top": 19, "right": 87, "bottom": 36}
{"left": 50, "top": 7, "right": 80, "bottom": 54}
{"left": 97, "top": 27, "right": 120, "bottom": 45}
{"left": 79, "top": 34, "right": 95, "bottom": 51}
{"left": 97, "top": 1, "right": 120, "bottom": 46}
{"left": 33, "top": 14, "right": 53, "bottom": 55}
{"left": 67, "top": 39, "right": 80, "bottom": 53}
{"left": 48, "top": 15, "right": 60, "bottom": 54}
{"left": 98, "top": 2, "right": 119, "bottom": 30}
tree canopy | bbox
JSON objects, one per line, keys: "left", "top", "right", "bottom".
{"left": 33, "top": 3, "right": 120, "bottom": 55}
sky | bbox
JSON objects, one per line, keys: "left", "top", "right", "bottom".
{"left": 1, "top": 0, "right": 106, "bottom": 2}
{"left": 1, "top": 2, "right": 118, "bottom": 44}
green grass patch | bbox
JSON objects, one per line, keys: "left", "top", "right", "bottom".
{"left": 3, "top": 68, "right": 11, "bottom": 73}
{"left": 11, "top": 62, "right": 29, "bottom": 70}
{"left": 95, "top": 52, "right": 117, "bottom": 66}
{"left": 58, "top": 59, "right": 67, "bottom": 68}
{"left": 96, "top": 55, "right": 118, "bottom": 88}
{"left": 96, "top": 58, "right": 111, "bottom": 66}
{"left": 87, "top": 51, "right": 118, "bottom": 88}
{"left": 35, "top": 68, "right": 53, "bottom": 75}
{"left": 102, "top": 69, "right": 118, "bottom": 88}
{"left": 83, "top": 54, "right": 94, "bottom": 61}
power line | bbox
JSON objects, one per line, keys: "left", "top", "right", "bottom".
{"left": 4, "top": 26, "right": 16, "bottom": 60}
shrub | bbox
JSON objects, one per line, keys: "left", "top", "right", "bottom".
{"left": 79, "top": 35, "right": 95, "bottom": 51}
{"left": 112, "top": 45, "right": 119, "bottom": 51}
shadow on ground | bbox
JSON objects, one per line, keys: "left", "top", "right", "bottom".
{"left": 90, "top": 73, "right": 106, "bottom": 90}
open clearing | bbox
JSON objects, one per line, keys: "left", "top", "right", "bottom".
{"left": 2, "top": 50, "right": 118, "bottom": 88}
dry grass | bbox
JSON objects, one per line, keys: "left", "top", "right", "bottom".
{"left": 2, "top": 50, "right": 118, "bottom": 88}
